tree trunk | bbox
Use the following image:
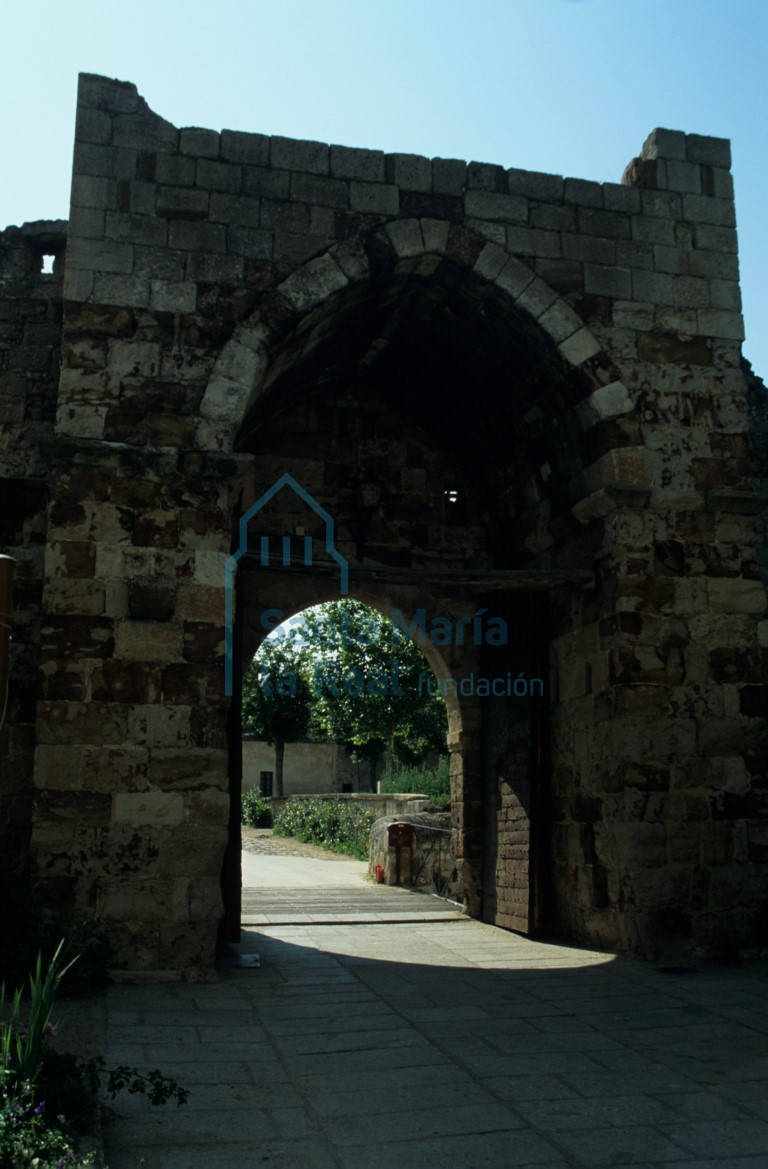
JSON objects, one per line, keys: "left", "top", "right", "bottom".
{"left": 385, "top": 728, "right": 395, "bottom": 779}
{"left": 369, "top": 755, "right": 377, "bottom": 793}
{"left": 275, "top": 740, "right": 285, "bottom": 797}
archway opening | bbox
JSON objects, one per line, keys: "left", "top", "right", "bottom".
{"left": 223, "top": 242, "right": 601, "bottom": 950}
{"left": 244, "top": 599, "right": 451, "bottom": 797}
{"left": 234, "top": 597, "right": 463, "bottom": 927}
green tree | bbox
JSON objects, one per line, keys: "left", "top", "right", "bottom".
{"left": 298, "top": 600, "right": 447, "bottom": 791}
{"left": 241, "top": 635, "right": 311, "bottom": 797}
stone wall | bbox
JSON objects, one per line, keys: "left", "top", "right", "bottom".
{"left": 242, "top": 738, "right": 385, "bottom": 795}
{"left": 0, "top": 72, "right": 765, "bottom": 974}
{"left": 0, "top": 221, "right": 66, "bottom": 942}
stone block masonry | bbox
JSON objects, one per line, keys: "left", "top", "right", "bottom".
{"left": 1, "top": 71, "right": 766, "bottom": 976}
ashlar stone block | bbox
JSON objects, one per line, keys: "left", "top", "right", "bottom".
{"left": 559, "top": 326, "right": 601, "bottom": 367}
{"left": 464, "top": 190, "right": 527, "bottom": 223}
{"left": 686, "top": 133, "right": 731, "bottom": 168}
{"left": 563, "top": 178, "right": 602, "bottom": 207}
{"left": 588, "top": 381, "right": 633, "bottom": 419}
{"left": 330, "top": 145, "right": 385, "bottom": 182}
{"left": 156, "top": 188, "right": 209, "bottom": 220}
{"left": 537, "top": 299, "right": 582, "bottom": 345}
{"left": 114, "top": 622, "right": 182, "bottom": 662}
{"left": 149, "top": 280, "right": 197, "bottom": 313}
{"left": 129, "top": 705, "right": 192, "bottom": 748}
{"left": 197, "top": 159, "right": 242, "bottom": 193}
{"left": 386, "top": 153, "right": 431, "bottom": 192}
{"left": 683, "top": 194, "right": 736, "bottom": 227}
{"left": 664, "top": 160, "right": 703, "bottom": 194}
{"left": 420, "top": 218, "right": 449, "bottom": 255}
{"left": 349, "top": 181, "right": 399, "bottom": 214}
{"left": 67, "top": 238, "right": 134, "bottom": 275}
{"left": 71, "top": 175, "right": 118, "bottom": 211}
{"left": 276, "top": 252, "right": 348, "bottom": 313}
{"left": 155, "top": 154, "right": 196, "bottom": 187}
{"left": 180, "top": 127, "right": 221, "bottom": 158}
{"left": 271, "top": 135, "right": 329, "bottom": 175}
{"left": 384, "top": 219, "right": 423, "bottom": 259}
{"left": 221, "top": 130, "right": 270, "bottom": 166}
{"left": 641, "top": 127, "right": 687, "bottom": 162}
{"left": 515, "top": 276, "right": 558, "bottom": 320}
{"left": 697, "top": 309, "right": 745, "bottom": 340}
{"left": 494, "top": 255, "right": 535, "bottom": 299}
{"left": 432, "top": 158, "right": 467, "bottom": 196}
{"left": 75, "top": 107, "right": 113, "bottom": 146}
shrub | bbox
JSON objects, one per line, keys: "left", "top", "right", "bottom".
{"left": 0, "top": 941, "right": 189, "bottom": 1168}
{"left": 273, "top": 797, "right": 377, "bottom": 859}
{"left": 0, "top": 1079, "right": 98, "bottom": 1169}
{"left": 241, "top": 789, "right": 273, "bottom": 828}
{"left": 380, "top": 756, "right": 451, "bottom": 806}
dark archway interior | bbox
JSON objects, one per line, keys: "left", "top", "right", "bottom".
{"left": 236, "top": 260, "right": 595, "bottom": 568}
{"left": 227, "top": 259, "right": 595, "bottom": 939}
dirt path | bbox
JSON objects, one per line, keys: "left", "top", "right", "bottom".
{"left": 241, "top": 826, "right": 359, "bottom": 862}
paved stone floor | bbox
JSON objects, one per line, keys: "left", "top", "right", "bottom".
{"left": 98, "top": 851, "right": 768, "bottom": 1168}
{"left": 241, "top": 848, "right": 462, "bottom": 924}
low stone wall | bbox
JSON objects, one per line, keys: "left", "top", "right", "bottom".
{"left": 368, "top": 812, "right": 462, "bottom": 902}
{"left": 268, "top": 792, "right": 431, "bottom": 820}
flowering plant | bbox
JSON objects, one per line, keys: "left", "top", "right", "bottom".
{"left": 0, "top": 1061, "right": 96, "bottom": 1168}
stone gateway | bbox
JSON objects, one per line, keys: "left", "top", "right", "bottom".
{"left": 1, "top": 73, "right": 766, "bottom": 977}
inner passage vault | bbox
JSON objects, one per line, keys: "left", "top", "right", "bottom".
{"left": 0, "top": 73, "right": 766, "bottom": 978}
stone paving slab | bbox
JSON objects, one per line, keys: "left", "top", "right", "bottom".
{"left": 97, "top": 918, "right": 768, "bottom": 1168}
{"left": 90, "top": 849, "right": 768, "bottom": 1167}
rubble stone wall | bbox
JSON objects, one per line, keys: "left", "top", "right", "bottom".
{"left": 0, "top": 72, "right": 765, "bottom": 974}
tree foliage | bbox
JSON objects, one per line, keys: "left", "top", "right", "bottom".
{"left": 242, "top": 600, "right": 448, "bottom": 793}
{"left": 242, "top": 633, "right": 312, "bottom": 743}
{"left": 298, "top": 600, "right": 447, "bottom": 784}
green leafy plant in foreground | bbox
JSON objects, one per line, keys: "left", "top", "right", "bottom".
{"left": 0, "top": 939, "right": 78, "bottom": 1090}
{"left": 0, "top": 940, "right": 189, "bottom": 1167}
{"left": 1, "top": 916, "right": 114, "bottom": 998}
{"left": 273, "top": 797, "right": 377, "bottom": 859}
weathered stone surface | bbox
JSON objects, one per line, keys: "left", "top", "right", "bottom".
{"left": 330, "top": 144, "right": 384, "bottom": 182}
{"left": 368, "top": 813, "right": 460, "bottom": 897}
{"left": 1, "top": 79, "right": 763, "bottom": 980}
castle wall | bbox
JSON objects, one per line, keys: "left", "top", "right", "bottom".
{"left": 0, "top": 221, "right": 66, "bottom": 941}
{"left": 0, "top": 73, "right": 764, "bottom": 974}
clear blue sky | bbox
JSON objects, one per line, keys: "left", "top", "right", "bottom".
{"left": 2, "top": 0, "right": 766, "bottom": 376}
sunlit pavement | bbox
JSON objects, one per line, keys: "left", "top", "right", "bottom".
{"left": 241, "top": 849, "right": 463, "bottom": 924}
{"left": 99, "top": 852, "right": 768, "bottom": 1169}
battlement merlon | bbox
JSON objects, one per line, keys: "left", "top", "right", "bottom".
{"left": 622, "top": 126, "right": 734, "bottom": 205}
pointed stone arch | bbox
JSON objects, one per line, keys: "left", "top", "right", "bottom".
{"left": 195, "top": 220, "right": 637, "bottom": 526}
